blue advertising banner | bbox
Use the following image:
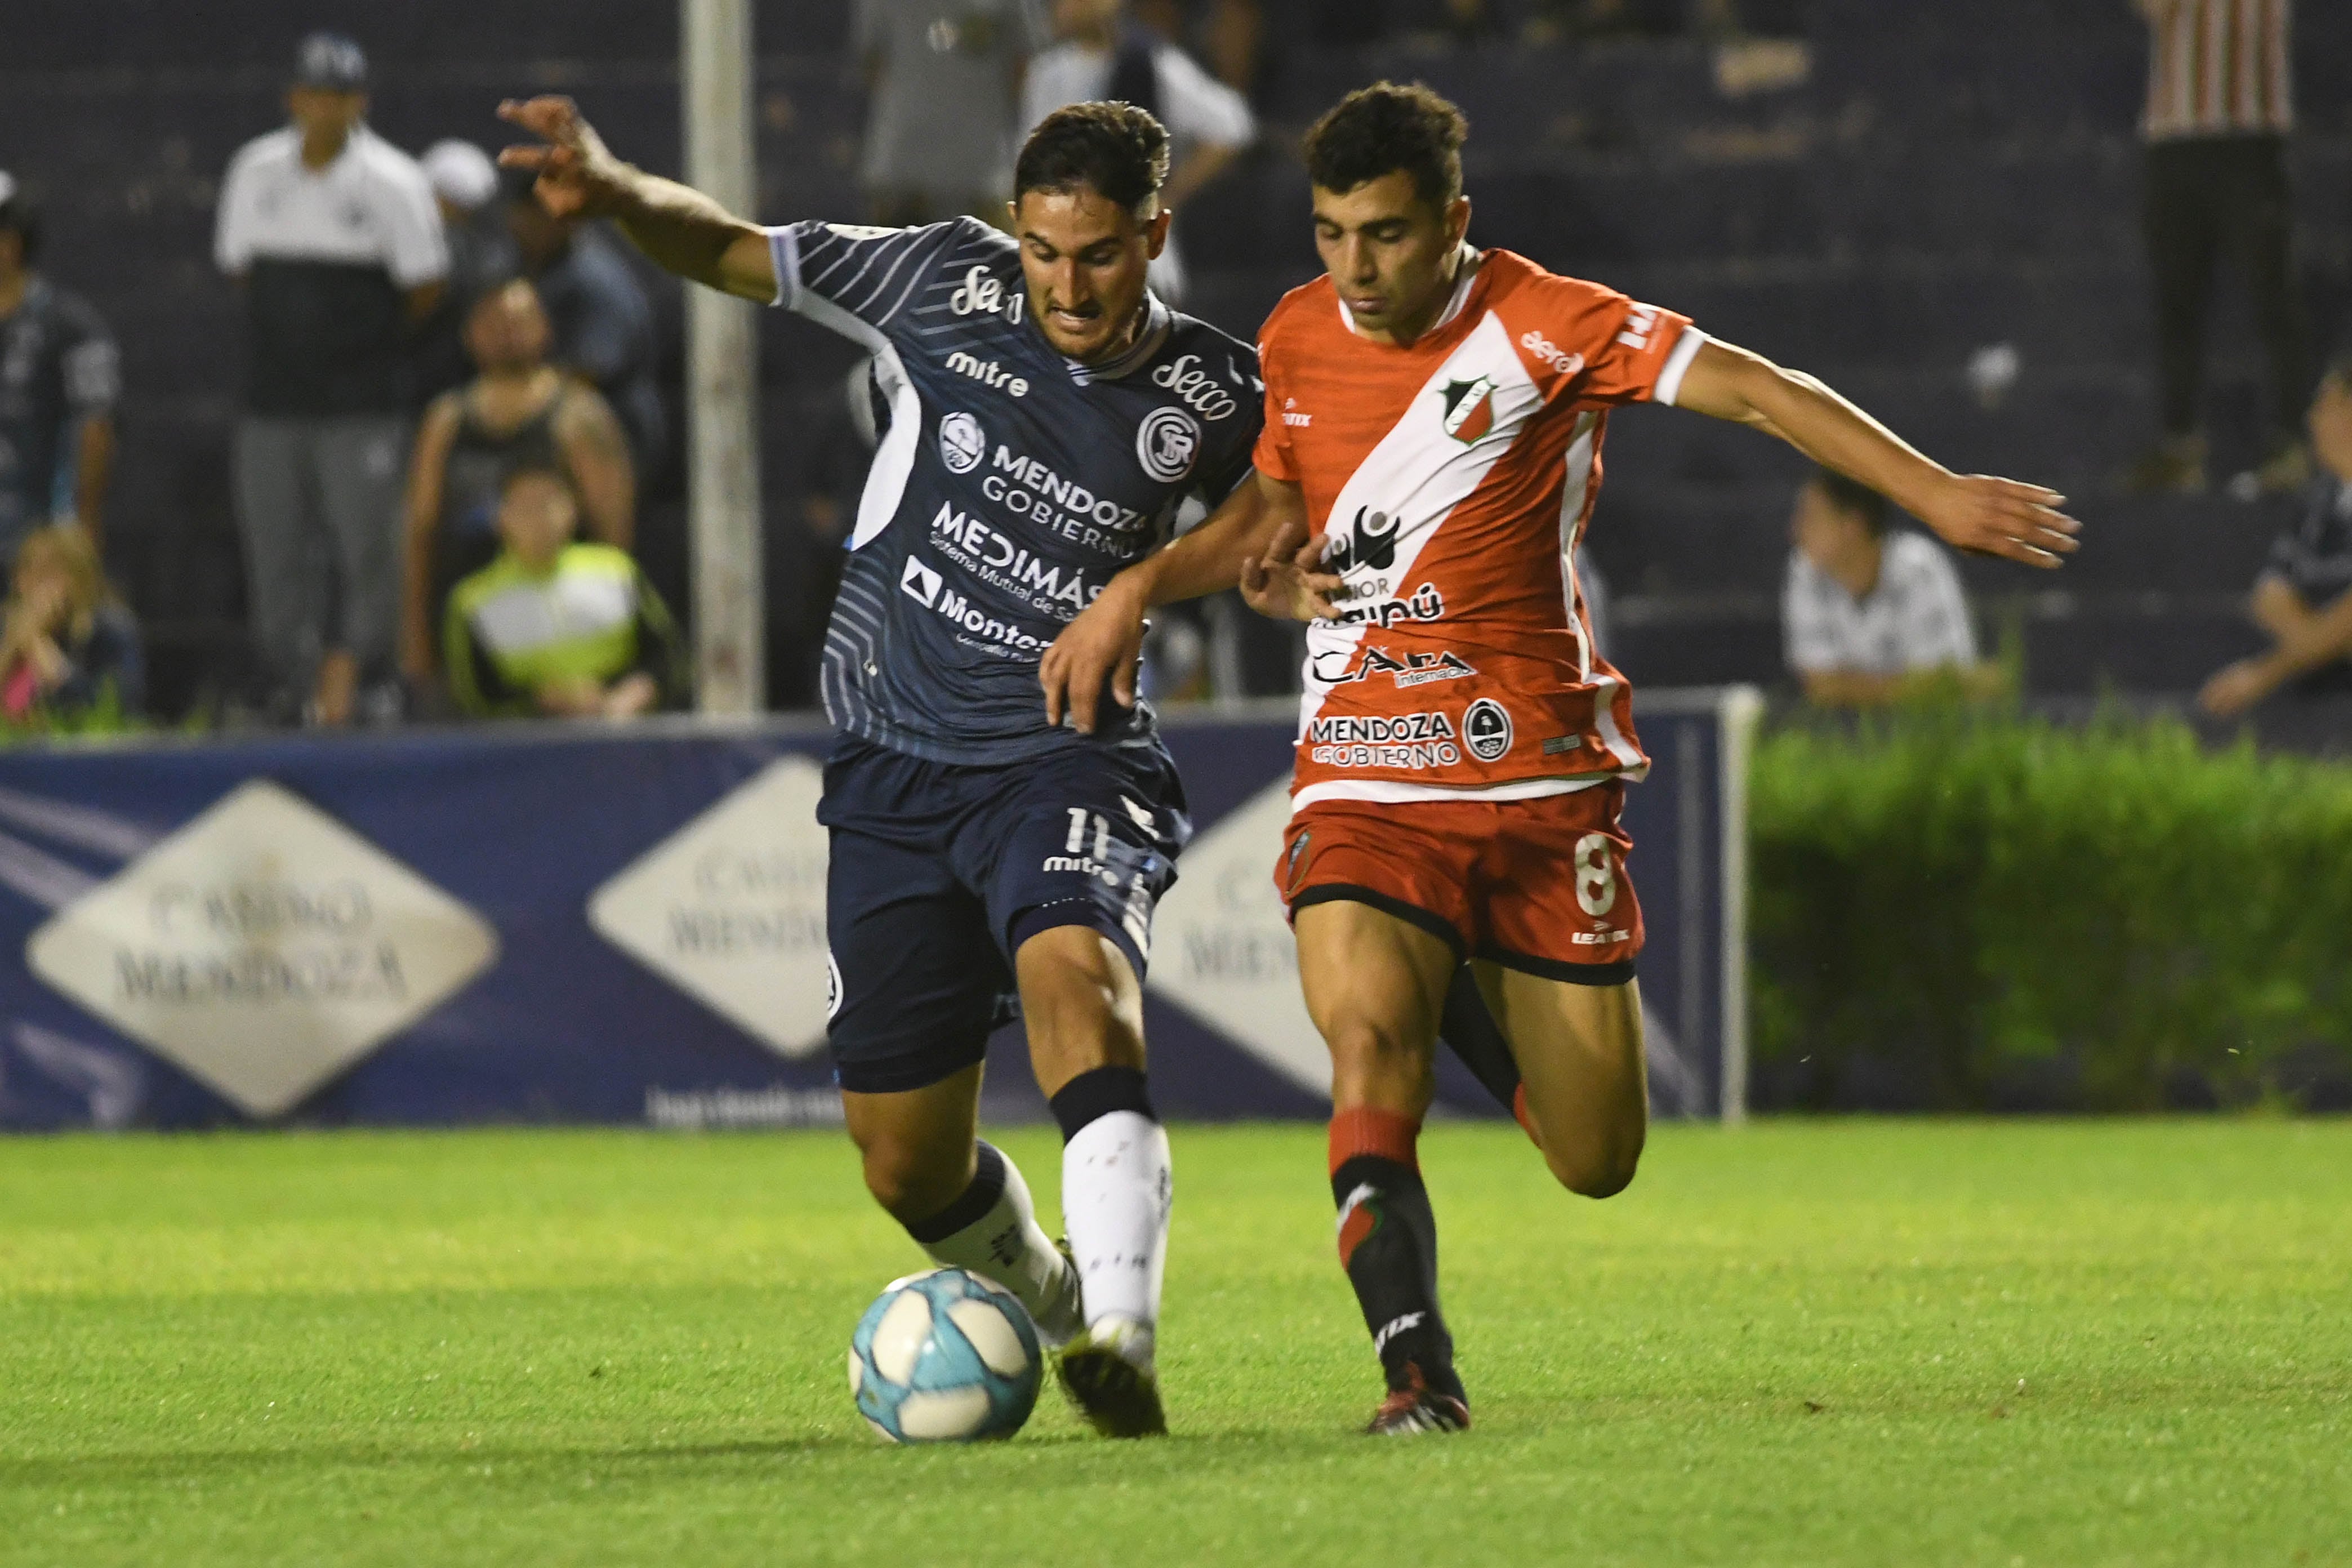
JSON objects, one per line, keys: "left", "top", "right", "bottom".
{"left": 0, "top": 693, "right": 1753, "bottom": 1132}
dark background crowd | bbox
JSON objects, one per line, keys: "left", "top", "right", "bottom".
{"left": 1, "top": 0, "right": 2347, "bottom": 742}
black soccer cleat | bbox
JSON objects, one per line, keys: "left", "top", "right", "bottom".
{"left": 1055, "top": 1321, "right": 1168, "bottom": 1438}
{"left": 1365, "top": 1363, "right": 1471, "bottom": 1436}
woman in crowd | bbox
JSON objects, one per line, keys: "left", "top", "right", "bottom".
{"left": 0, "top": 522, "right": 142, "bottom": 724}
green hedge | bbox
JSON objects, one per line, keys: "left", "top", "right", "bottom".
{"left": 1748, "top": 706, "right": 2352, "bottom": 1110}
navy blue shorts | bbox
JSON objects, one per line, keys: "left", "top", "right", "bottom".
{"left": 818, "top": 736, "right": 1190, "bottom": 1095}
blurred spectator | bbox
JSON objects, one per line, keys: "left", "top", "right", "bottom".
{"left": 400, "top": 278, "right": 635, "bottom": 696}
{"left": 1023, "top": 0, "right": 1256, "bottom": 304}
{"left": 1132, "top": 0, "right": 1263, "bottom": 93}
{"left": 2126, "top": 0, "right": 2307, "bottom": 497}
{"left": 856, "top": 0, "right": 1049, "bottom": 225}
{"left": 1783, "top": 469, "right": 1998, "bottom": 706}
{"left": 215, "top": 33, "right": 447, "bottom": 727}
{"left": 504, "top": 175, "right": 667, "bottom": 481}
{"left": 2198, "top": 357, "right": 2352, "bottom": 717}
{"left": 442, "top": 464, "right": 683, "bottom": 720}
{"left": 0, "top": 172, "right": 119, "bottom": 564}
{"left": 412, "top": 140, "right": 518, "bottom": 405}
{"left": 0, "top": 522, "right": 142, "bottom": 723}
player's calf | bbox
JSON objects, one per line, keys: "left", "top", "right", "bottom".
{"left": 844, "top": 1080, "right": 1085, "bottom": 1349}
{"left": 1329, "top": 1104, "right": 1469, "bottom": 1424}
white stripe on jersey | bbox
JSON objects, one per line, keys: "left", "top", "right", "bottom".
{"left": 1297, "top": 310, "right": 1542, "bottom": 747}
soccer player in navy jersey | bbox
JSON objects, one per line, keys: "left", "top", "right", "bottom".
{"left": 499, "top": 95, "right": 1267, "bottom": 1436}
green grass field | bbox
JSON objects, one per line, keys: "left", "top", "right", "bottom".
{"left": 2, "top": 1120, "right": 2346, "bottom": 1566}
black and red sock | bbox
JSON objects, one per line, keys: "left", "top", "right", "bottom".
{"left": 1328, "top": 1107, "right": 1466, "bottom": 1405}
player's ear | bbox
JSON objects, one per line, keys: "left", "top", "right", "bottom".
{"left": 1144, "top": 203, "right": 1171, "bottom": 262}
{"left": 1445, "top": 195, "right": 1472, "bottom": 250}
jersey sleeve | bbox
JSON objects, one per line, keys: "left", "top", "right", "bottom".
{"left": 1781, "top": 553, "right": 1846, "bottom": 674}
{"left": 766, "top": 219, "right": 960, "bottom": 342}
{"left": 377, "top": 157, "right": 452, "bottom": 289}
{"left": 213, "top": 142, "right": 264, "bottom": 274}
{"left": 1156, "top": 47, "right": 1256, "bottom": 148}
{"left": 1892, "top": 537, "right": 1979, "bottom": 669}
{"left": 1193, "top": 350, "right": 1266, "bottom": 507}
{"left": 58, "top": 297, "right": 122, "bottom": 416}
{"left": 1248, "top": 313, "right": 1299, "bottom": 484}
{"left": 1532, "top": 275, "right": 1706, "bottom": 411}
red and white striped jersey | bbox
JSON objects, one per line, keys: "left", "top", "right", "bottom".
{"left": 1251, "top": 249, "right": 1704, "bottom": 810}
{"left": 2142, "top": 0, "right": 2293, "bottom": 142}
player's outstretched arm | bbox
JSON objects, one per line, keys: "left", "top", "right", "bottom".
{"left": 1040, "top": 470, "right": 1330, "bottom": 732}
{"left": 497, "top": 96, "right": 775, "bottom": 303}
{"left": 1673, "top": 339, "right": 2082, "bottom": 569}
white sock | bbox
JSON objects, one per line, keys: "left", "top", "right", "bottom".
{"left": 908, "top": 1141, "right": 1083, "bottom": 1347}
{"left": 1061, "top": 1110, "right": 1173, "bottom": 1366}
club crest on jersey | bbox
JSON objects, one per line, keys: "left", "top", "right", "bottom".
{"left": 1136, "top": 404, "right": 1201, "bottom": 483}
{"left": 1440, "top": 375, "right": 1499, "bottom": 444}
{"left": 939, "top": 411, "right": 986, "bottom": 474}
{"left": 1463, "top": 698, "right": 1514, "bottom": 762}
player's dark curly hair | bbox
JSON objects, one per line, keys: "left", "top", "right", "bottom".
{"left": 1302, "top": 82, "right": 1469, "bottom": 213}
{"left": 1015, "top": 102, "right": 1171, "bottom": 221}
{"left": 1810, "top": 467, "right": 1890, "bottom": 537}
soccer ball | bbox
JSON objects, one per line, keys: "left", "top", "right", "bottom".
{"left": 849, "top": 1268, "right": 1043, "bottom": 1442}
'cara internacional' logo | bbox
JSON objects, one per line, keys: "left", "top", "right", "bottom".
{"left": 939, "top": 411, "right": 986, "bottom": 474}
{"left": 1135, "top": 404, "right": 1201, "bottom": 483}
{"left": 23, "top": 781, "right": 498, "bottom": 1119}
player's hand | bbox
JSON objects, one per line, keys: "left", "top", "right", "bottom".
{"left": 1041, "top": 573, "right": 1148, "bottom": 734}
{"left": 2198, "top": 658, "right": 2276, "bottom": 719}
{"left": 1916, "top": 474, "right": 2080, "bottom": 569}
{"left": 496, "top": 96, "right": 632, "bottom": 220}
{"left": 1239, "top": 520, "right": 1344, "bottom": 622}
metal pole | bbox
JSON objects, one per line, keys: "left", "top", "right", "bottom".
{"left": 681, "top": 0, "right": 763, "bottom": 714}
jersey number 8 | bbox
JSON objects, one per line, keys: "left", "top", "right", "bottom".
{"left": 1574, "top": 833, "right": 1617, "bottom": 919}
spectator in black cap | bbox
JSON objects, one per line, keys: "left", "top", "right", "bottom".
{"left": 214, "top": 32, "right": 448, "bottom": 726}
{"left": 0, "top": 172, "right": 121, "bottom": 572}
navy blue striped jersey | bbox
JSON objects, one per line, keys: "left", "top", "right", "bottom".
{"left": 767, "top": 217, "right": 1262, "bottom": 764}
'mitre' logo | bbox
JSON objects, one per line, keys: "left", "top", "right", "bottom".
{"left": 1440, "top": 376, "right": 1498, "bottom": 443}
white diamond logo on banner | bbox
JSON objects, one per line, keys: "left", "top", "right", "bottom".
{"left": 1145, "top": 777, "right": 1330, "bottom": 1097}
{"left": 587, "top": 756, "right": 831, "bottom": 1058}
{"left": 24, "top": 780, "right": 499, "bottom": 1119}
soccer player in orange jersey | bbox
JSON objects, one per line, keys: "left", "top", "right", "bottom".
{"left": 1039, "top": 82, "right": 2080, "bottom": 1434}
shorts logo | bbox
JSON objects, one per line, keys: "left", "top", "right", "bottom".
{"left": 1441, "top": 375, "right": 1499, "bottom": 444}
{"left": 900, "top": 555, "right": 943, "bottom": 607}
{"left": 826, "top": 951, "right": 843, "bottom": 1021}
{"left": 1136, "top": 405, "right": 1201, "bottom": 483}
{"left": 1285, "top": 830, "right": 1312, "bottom": 893}
{"left": 939, "top": 411, "right": 986, "bottom": 474}
{"left": 1463, "top": 698, "right": 1514, "bottom": 762}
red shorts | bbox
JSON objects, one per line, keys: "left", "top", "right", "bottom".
{"left": 1277, "top": 783, "right": 1642, "bottom": 982}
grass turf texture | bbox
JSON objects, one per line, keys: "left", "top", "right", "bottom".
{"left": 2, "top": 1121, "right": 2345, "bottom": 1566}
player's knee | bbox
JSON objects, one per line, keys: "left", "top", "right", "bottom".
{"left": 858, "top": 1141, "right": 965, "bottom": 1224}
{"left": 1545, "top": 1134, "right": 1643, "bottom": 1200}
{"left": 1326, "top": 1018, "right": 1435, "bottom": 1102}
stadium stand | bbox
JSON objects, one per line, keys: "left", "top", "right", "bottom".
{"left": 2, "top": 0, "right": 2346, "bottom": 716}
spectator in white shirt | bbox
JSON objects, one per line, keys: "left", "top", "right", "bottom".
{"left": 1022, "top": 0, "right": 1255, "bottom": 304}
{"left": 1783, "top": 468, "right": 2000, "bottom": 707}
{"left": 215, "top": 33, "right": 448, "bottom": 725}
